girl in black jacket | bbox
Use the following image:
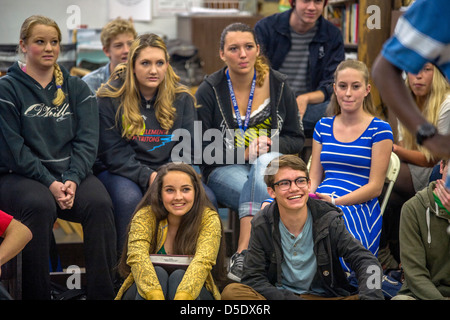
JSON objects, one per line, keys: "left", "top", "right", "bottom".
{"left": 195, "top": 23, "right": 305, "bottom": 281}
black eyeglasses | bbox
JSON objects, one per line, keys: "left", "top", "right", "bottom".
{"left": 273, "top": 177, "right": 309, "bottom": 191}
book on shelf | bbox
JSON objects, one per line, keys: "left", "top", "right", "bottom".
{"left": 326, "top": 1, "right": 359, "bottom": 45}
{"left": 149, "top": 254, "right": 193, "bottom": 274}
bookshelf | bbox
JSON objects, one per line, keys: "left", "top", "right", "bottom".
{"left": 325, "top": 0, "right": 359, "bottom": 49}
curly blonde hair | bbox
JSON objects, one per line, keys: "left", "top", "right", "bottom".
{"left": 19, "top": 15, "right": 65, "bottom": 106}
{"left": 100, "top": 18, "right": 137, "bottom": 49}
{"left": 98, "top": 33, "right": 197, "bottom": 139}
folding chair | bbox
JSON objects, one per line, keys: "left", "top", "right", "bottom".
{"left": 379, "top": 152, "right": 400, "bottom": 216}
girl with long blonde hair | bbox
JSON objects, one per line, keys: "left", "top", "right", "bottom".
{"left": 381, "top": 64, "right": 450, "bottom": 267}
{"left": 309, "top": 59, "right": 393, "bottom": 271}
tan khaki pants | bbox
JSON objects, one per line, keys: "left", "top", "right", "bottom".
{"left": 221, "top": 283, "right": 359, "bottom": 300}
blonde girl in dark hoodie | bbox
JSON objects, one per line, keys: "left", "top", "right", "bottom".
{"left": 0, "top": 15, "right": 116, "bottom": 300}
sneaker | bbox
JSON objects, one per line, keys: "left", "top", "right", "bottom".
{"left": 227, "top": 250, "right": 247, "bottom": 282}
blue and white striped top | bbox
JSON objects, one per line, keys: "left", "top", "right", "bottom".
{"left": 313, "top": 116, "right": 393, "bottom": 270}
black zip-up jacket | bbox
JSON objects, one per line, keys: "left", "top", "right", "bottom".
{"left": 195, "top": 67, "right": 305, "bottom": 179}
{"left": 242, "top": 199, "right": 384, "bottom": 300}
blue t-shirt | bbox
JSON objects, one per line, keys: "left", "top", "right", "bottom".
{"left": 278, "top": 209, "right": 325, "bottom": 295}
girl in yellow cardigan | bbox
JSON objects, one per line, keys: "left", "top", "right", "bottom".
{"left": 116, "top": 163, "right": 227, "bottom": 300}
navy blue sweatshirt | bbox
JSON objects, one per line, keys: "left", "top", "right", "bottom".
{"left": 0, "top": 62, "right": 98, "bottom": 187}
{"left": 97, "top": 77, "right": 196, "bottom": 191}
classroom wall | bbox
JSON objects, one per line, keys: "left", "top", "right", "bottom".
{"left": 0, "top": 0, "right": 178, "bottom": 45}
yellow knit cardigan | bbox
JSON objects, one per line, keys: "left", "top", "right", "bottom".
{"left": 115, "top": 206, "right": 222, "bottom": 300}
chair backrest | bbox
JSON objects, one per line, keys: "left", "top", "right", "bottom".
{"left": 380, "top": 152, "right": 400, "bottom": 216}
{"left": 306, "top": 152, "right": 400, "bottom": 216}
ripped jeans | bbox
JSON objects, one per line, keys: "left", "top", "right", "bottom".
{"left": 206, "top": 152, "right": 282, "bottom": 219}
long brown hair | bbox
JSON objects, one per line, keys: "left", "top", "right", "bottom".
{"left": 98, "top": 33, "right": 197, "bottom": 139}
{"left": 19, "top": 15, "right": 65, "bottom": 106}
{"left": 117, "top": 163, "right": 227, "bottom": 287}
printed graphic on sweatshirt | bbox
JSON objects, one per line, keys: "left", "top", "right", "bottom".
{"left": 234, "top": 116, "right": 272, "bottom": 148}
{"left": 132, "top": 128, "right": 173, "bottom": 152}
{"left": 24, "top": 103, "right": 73, "bottom": 122}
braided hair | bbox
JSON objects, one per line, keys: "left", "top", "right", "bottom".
{"left": 19, "top": 15, "right": 66, "bottom": 106}
{"left": 52, "top": 63, "right": 65, "bottom": 106}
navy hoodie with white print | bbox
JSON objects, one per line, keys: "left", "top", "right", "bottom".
{"left": 0, "top": 62, "right": 98, "bottom": 187}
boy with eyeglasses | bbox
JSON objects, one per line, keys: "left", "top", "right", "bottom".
{"left": 221, "top": 154, "right": 384, "bottom": 300}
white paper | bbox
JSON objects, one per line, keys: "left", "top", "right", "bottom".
{"left": 108, "top": 0, "right": 152, "bottom": 21}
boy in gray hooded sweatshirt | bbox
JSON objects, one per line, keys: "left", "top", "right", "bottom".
{"left": 393, "top": 159, "right": 450, "bottom": 300}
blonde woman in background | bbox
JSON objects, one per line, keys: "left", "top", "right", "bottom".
{"left": 0, "top": 15, "right": 117, "bottom": 299}
{"left": 381, "top": 63, "right": 450, "bottom": 269}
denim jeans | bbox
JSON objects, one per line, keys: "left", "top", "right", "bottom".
{"left": 97, "top": 171, "right": 143, "bottom": 254}
{"left": 207, "top": 152, "right": 282, "bottom": 219}
{"left": 122, "top": 267, "right": 213, "bottom": 300}
{"left": 302, "top": 101, "right": 330, "bottom": 138}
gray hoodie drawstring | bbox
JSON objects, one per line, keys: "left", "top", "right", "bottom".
{"left": 426, "top": 203, "right": 442, "bottom": 247}
{"left": 426, "top": 207, "right": 431, "bottom": 247}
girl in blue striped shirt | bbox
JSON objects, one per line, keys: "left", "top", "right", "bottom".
{"left": 309, "top": 60, "right": 393, "bottom": 271}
